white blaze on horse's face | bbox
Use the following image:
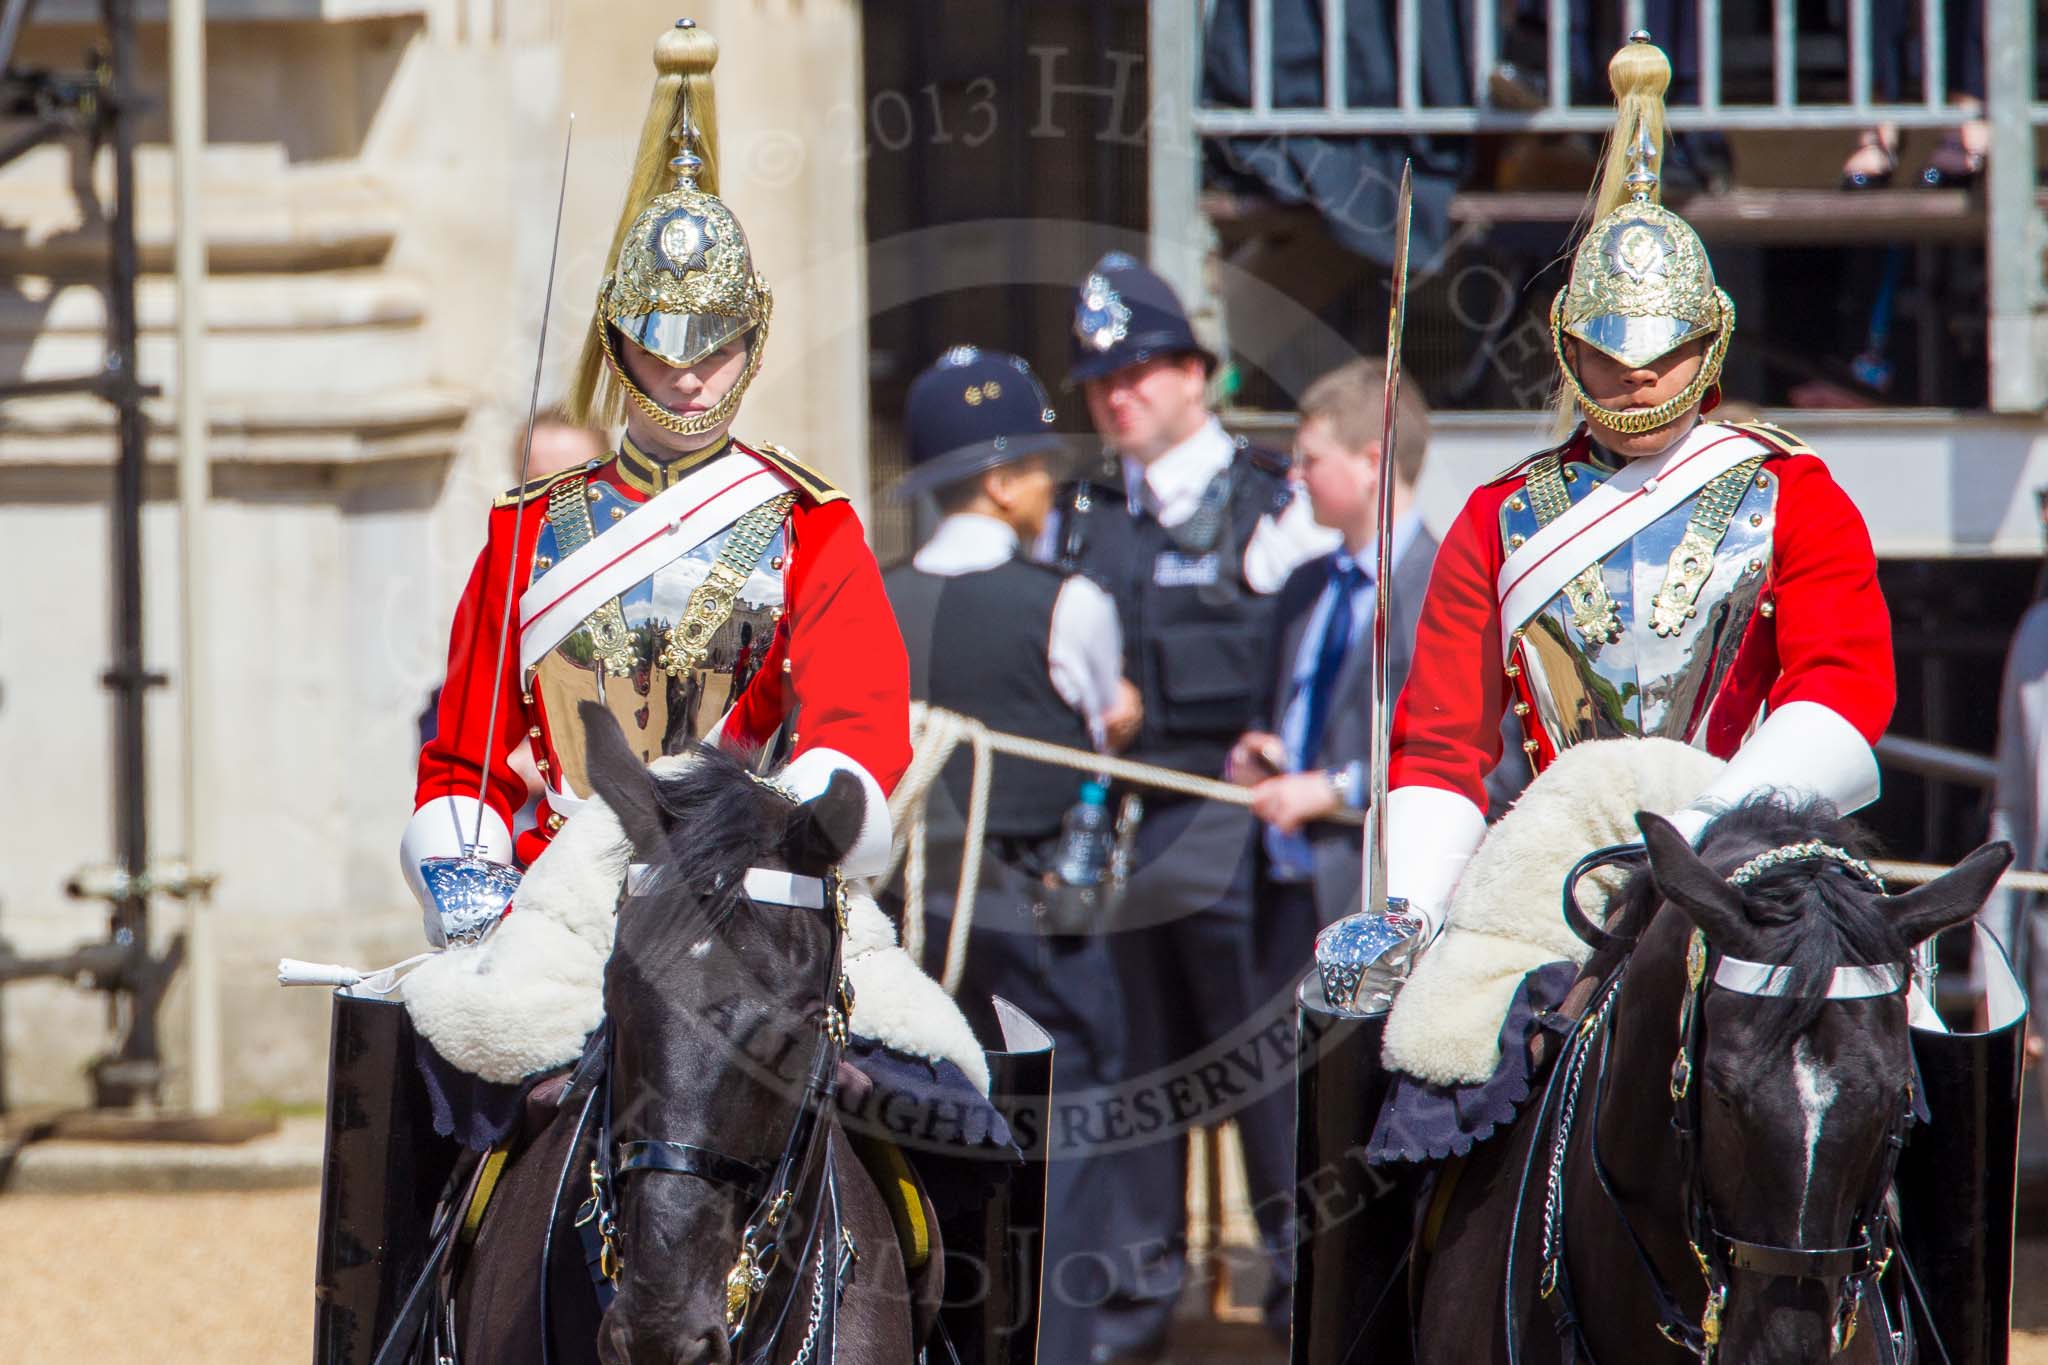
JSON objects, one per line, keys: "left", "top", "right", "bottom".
{"left": 1790, "top": 1036, "right": 1839, "bottom": 1240}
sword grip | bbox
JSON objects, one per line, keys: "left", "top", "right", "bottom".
{"left": 279, "top": 958, "right": 363, "bottom": 988}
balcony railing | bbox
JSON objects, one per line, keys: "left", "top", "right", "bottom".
{"left": 1201, "top": 0, "right": 2048, "bottom": 132}
{"left": 1148, "top": 0, "right": 2048, "bottom": 412}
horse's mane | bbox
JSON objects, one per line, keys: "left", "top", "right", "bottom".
{"left": 1606, "top": 797, "right": 1909, "bottom": 1053}
{"left": 638, "top": 741, "right": 795, "bottom": 930}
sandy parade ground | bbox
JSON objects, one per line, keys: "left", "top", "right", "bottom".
{"left": 3, "top": 1187, "right": 2048, "bottom": 1364}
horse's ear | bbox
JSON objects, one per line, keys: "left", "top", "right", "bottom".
{"left": 1637, "top": 810, "right": 1757, "bottom": 952}
{"left": 578, "top": 701, "right": 668, "bottom": 856}
{"left": 785, "top": 770, "right": 867, "bottom": 875}
{"left": 1883, "top": 841, "right": 2013, "bottom": 947}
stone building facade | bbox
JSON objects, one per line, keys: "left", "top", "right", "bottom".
{"left": 0, "top": 0, "right": 867, "bottom": 1106}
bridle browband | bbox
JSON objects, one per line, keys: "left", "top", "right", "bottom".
{"left": 1724, "top": 839, "right": 1883, "bottom": 893}
{"left": 1525, "top": 839, "right": 1917, "bottom": 1362}
{"left": 575, "top": 864, "right": 856, "bottom": 1356}
{"left": 1712, "top": 843, "right": 1904, "bottom": 1003}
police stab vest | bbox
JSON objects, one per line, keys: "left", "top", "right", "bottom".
{"left": 885, "top": 558, "right": 1091, "bottom": 841}
{"left": 1056, "top": 441, "right": 1290, "bottom": 782}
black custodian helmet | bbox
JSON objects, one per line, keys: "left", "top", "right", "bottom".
{"left": 1066, "top": 251, "right": 1218, "bottom": 387}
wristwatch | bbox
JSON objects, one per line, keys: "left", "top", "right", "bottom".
{"left": 1325, "top": 762, "right": 1363, "bottom": 807}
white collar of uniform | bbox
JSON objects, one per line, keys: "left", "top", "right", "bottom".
{"left": 1120, "top": 415, "right": 1235, "bottom": 528}
{"left": 912, "top": 512, "right": 1021, "bottom": 577}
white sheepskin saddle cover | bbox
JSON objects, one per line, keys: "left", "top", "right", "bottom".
{"left": 1381, "top": 738, "right": 1725, "bottom": 1087}
{"left": 401, "top": 763, "right": 991, "bottom": 1095}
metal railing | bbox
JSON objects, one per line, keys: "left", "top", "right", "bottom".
{"left": 1150, "top": 0, "right": 2048, "bottom": 412}
{"left": 1875, "top": 733, "right": 1998, "bottom": 789}
{"left": 1201, "top": 0, "right": 2047, "bottom": 132}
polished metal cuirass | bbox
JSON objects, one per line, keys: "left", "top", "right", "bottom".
{"left": 1499, "top": 450, "right": 1780, "bottom": 754}
{"left": 524, "top": 475, "right": 787, "bottom": 800}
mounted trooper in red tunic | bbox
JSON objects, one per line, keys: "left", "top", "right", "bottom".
{"left": 1295, "top": 36, "right": 2026, "bottom": 1365}
{"left": 402, "top": 29, "right": 909, "bottom": 944}
{"left": 1375, "top": 71, "right": 1891, "bottom": 957}
{"left": 311, "top": 27, "right": 1053, "bottom": 1365}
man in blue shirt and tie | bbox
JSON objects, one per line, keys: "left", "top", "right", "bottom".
{"left": 1231, "top": 359, "right": 1434, "bottom": 927}
{"left": 1206, "top": 357, "right": 1428, "bottom": 1334}
{"left": 1232, "top": 359, "right": 1527, "bottom": 961}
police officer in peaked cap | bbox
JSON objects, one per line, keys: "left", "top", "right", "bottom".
{"left": 1047, "top": 253, "right": 1336, "bottom": 1357}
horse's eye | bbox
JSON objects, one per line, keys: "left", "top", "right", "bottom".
{"left": 1703, "top": 1064, "right": 1746, "bottom": 1110}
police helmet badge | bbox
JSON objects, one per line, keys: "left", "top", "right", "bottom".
{"left": 1074, "top": 272, "right": 1131, "bottom": 353}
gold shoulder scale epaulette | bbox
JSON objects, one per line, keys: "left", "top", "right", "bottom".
{"left": 1487, "top": 430, "right": 1583, "bottom": 487}
{"left": 749, "top": 441, "right": 847, "bottom": 506}
{"left": 493, "top": 464, "right": 590, "bottom": 510}
{"left": 1719, "top": 420, "right": 1815, "bottom": 459}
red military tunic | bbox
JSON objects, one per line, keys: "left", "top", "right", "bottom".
{"left": 410, "top": 436, "right": 910, "bottom": 883}
{"left": 1382, "top": 419, "right": 1894, "bottom": 927}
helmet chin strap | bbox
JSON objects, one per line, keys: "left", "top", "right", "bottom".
{"left": 624, "top": 413, "right": 735, "bottom": 464}
{"left": 600, "top": 289, "right": 773, "bottom": 439}
{"left": 1587, "top": 406, "right": 1701, "bottom": 458}
{"left": 604, "top": 326, "right": 758, "bottom": 438}
{"left": 1550, "top": 289, "right": 1735, "bottom": 437}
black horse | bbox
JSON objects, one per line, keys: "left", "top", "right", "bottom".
{"left": 1417, "top": 799, "right": 2010, "bottom": 1363}
{"left": 445, "top": 706, "right": 925, "bottom": 1365}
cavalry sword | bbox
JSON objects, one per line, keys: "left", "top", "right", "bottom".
{"left": 418, "top": 116, "right": 577, "bottom": 945}
{"left": 471, "top": 114, "right": 577, "bottom": 847}
{"left": 1312, "top": 160, "right": 1418, "bottom": 1017}
{"left": 1365, "top": 159, "right": 1413, "bottom": 922}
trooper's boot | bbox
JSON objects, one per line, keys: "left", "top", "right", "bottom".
{"left": 934, "top": 997, "right": 1053, "bottom": 1365}
{"left": 1894, "top": 924, "right": 2030, "bottom": 1365}
{"left": 1291, "top": 974, "right": 1420, "bottom": 1365}
{"left": 313, "top": 988, "right": 463, "bottom": 1365}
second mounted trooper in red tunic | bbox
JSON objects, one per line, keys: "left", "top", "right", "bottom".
{"left": 402, "top": 22, "right": 910, "bottom": 943}
{"left": 1336, "top": 34, "right": 1896, "bottom": 984}
{"left": 1293, "top": 41, "right": 2030, "bottom": 1365}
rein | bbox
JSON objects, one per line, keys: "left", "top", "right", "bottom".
{"left": 574, "top": 867, "right": 860, "bottom": 1359}
{"left": 1519, "top": 840, "right": 1917, "bottom": 1363}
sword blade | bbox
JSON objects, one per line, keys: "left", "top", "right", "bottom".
{"left": 1365, "top": 160, "right": 1413, "bottom": 915}
{"left": 470, "top": 115, "right": 577, "bottom": 850}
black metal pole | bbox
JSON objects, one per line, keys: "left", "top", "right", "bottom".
{"left": 96, "top": 0, "right": 160, "bottom": 1107}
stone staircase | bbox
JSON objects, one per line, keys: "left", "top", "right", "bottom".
{"left": 0, "top": 139, "right": 468, "bottom": 467}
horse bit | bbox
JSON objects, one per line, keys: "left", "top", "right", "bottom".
{"left": 1537, "top": 839, "right": 1920, "bottom": 1363}
{"left": 574, "top": 868, "right": 861, "bottom": 1354}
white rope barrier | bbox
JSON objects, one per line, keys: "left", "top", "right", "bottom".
{"left": 879, "top": 706, "right": 2048, "bottom": 990}
{"left": 882, "top": 703, "right": 1361, "bottom": 994}
{"left": 882, "top": 705, "right": 996, "bottom": 994}
{"left": 971, "top": 715, "right": 1365, "bottom": 822}
{"left": 1875, "top": 860, "right": 2048, "bottom": 894}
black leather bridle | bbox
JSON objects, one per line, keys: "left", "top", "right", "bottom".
{"left": 574, "top": 869, "right": 857, "bottom": 1357}
{"left": 1521, "top": 843, "right": 1919, "bottom": 1362}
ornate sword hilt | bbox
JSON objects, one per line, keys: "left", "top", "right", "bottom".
{"left": 1313, "top": 897, "right": 1427, "bottom": 1018}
